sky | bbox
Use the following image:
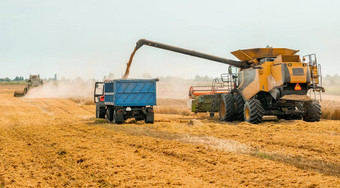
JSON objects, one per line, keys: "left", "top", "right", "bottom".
{"left": 0, "top": 0, "right": 339, "bottom": 80}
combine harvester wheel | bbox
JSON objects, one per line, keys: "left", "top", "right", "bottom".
{"left": 243, "top": 98, "right": 264, "bottom": 124}
{"left": 219, "top": 93, "right": 235, "bottom": 122}
{"left": 303, "top": 101, "right": 321, "bottom": 122}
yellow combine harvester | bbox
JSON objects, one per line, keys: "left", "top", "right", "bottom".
{"left": 129, "top": 39, "right": 324, "bottom": 124}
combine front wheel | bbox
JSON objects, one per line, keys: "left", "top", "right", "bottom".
{"left": 234, "top": 93, "right": 245, "bottom": 121}
{"left": 243, "top": 98, "right": 264, "bottom": 124}
{"left": 303, "top": 101, "right": 321, "bottom": 122}
{"left": 219, "top": 93, "right": 235, "bottom": 122}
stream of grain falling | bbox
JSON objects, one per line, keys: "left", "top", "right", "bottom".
{"left": 122, "top": 47, "right": 138, "bottom": 79}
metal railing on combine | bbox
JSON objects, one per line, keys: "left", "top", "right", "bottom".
{"left": 303, "top": 54, "right": 323, "bottom": 101}
{"left": 188, "top": 73, "right": 234, "bottom": 99}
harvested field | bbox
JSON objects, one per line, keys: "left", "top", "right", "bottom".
{"left": 0, "top": 85, "right": 339, "bottom": 187}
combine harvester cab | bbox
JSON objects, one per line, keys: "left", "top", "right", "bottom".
{"left": 94, "top": 79, "right": 158, "bottom": 124}
{"left": 14, "top": 74, "right": 44, "bottom": 97}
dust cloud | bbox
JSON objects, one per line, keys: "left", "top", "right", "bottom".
{"left": 25, "top": 79, "right": 94, "bottom": 98}
{"left": 157, "top": 78, "right": 210, "bottom": 99}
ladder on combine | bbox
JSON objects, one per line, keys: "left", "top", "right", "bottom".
{"left": 303, "top": 54, "right": 324, "bottom": 101}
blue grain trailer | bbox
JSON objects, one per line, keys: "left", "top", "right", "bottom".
{"left": 94, "top": 79, "right": 158, "bottom": 124}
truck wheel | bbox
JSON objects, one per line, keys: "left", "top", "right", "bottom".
{"left": 303, "top": 101, "right": 321, "bottom": 122}
{"left": 219, "top": 93, "right": 234, "bottom": 122}
{"left": 145, "top": 108, "right": 154, "bottom": 124}
{"left": 95, "top": 103, "right": 101, "bottom": 118}
{"left": 95, "top": 106, "right": 99, "bottom": 118}
{"left": 114, "top": 109, "right": 124, "bottom": 124}
{"left": 99, "top": 107, "right": 106, "bottom": 119}
{"left": 234, "top": 92, "right": 245, "bottom": 121}
{"left": 106, "top": 108, "right": 114, "bottom": 122}
{"left": 244, "top": 98, "right": 264, "bottom": 124}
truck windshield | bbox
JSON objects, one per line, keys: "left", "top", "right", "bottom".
{"left": 95, "top": 83, "right": 104, "bottom": 95}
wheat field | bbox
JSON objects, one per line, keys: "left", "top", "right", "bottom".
{"left": 0, "top": 84, "right": 339, "bottom": 187}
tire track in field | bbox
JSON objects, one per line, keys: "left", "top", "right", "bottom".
{"left": 99, "top": 124, "right": 340, "bottom": 177}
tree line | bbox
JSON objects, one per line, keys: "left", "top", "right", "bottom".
{"left": 0, "top": 76, "right": 25, "bottom": 82}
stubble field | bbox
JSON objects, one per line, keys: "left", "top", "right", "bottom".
{"left": 0, "top": 84, "right": 339, "bottom": 187}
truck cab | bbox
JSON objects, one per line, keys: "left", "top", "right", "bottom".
{"left": 94, "top": 82, "right": 106, "bottom": 119}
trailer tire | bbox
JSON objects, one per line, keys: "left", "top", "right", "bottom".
{"left": 234, "top": 92, "right": 245, "bottom": 121}
{"left": 219, "top": 93, "right": 235, "bottom": 122}
{"left": 145, "top": 108, "right": 154, "bottom": 124}
{"left": 106, "top": 107, "right": 114, "bottom": 122}
{"left": 95, "top": 104, "right": 99, "bottom": 118}
{"left": 99, "top": 107, "right": 106, "bottom": 119}
{"left": 244, "top": 98, "right": 264, "bottom": 124}
{"left": 96, "top": 103, "right": 106, "bottom": 119}
{"left": 113, "top": 109, "right": 124, "bottom": 124}
{"left": 303, "top": 101, "right": 321, "bottom": 122}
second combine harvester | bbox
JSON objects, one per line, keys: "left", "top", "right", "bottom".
{"left": 128, "top": 39, "right": 324, "bottom": 124}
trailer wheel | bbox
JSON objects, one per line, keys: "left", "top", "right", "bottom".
{"left": 145, "top": 108, "right": 154, "bottom": 124}
{"left": 219, "top": 93, "right": 235, "bottom": 122}
{"left": 113, "top": 109, "right": 124, "bottom": 124}
{"left": 99, "top": 107, "right": 106, "bottom": 119}
{"left": 106, "top": 107, "right": 114, "bottom": 122}
{"left": 96, "top": 103, "right": 106, "bottom": 119}
{"left": 95, "top": 104, "right": 100, "bottom": 118}
{"left": 244, "top": 98, "right": 264, "bottom": 124}
{"left": 234, "top": 92, "right": 245, "bottom": 121}
{"left": 303, "top": 101, "right": 321, "bottom": 122}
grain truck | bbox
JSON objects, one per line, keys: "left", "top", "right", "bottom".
{"left": 94, "top": 79, "right": 158, "bottom": 124}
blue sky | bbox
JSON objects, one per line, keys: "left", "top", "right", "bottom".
{"left": 0, "top": 0, "right": 339, "bottom": 80}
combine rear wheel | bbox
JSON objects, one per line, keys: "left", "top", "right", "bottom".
{"left": 303, "top": 101, "right": 321, "bottom": 122}
{"left": 219, "top": 93, "right": 234, "bottom": 122}
{"left": 234, "top": 92, "right": 245, "bottom": 121}
{"left": 243, "top": 98, "right": 264, "bottom": 124}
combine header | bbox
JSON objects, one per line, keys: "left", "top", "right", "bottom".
{"left": 127, "top": 39, "right": 324, "bottom": 124}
